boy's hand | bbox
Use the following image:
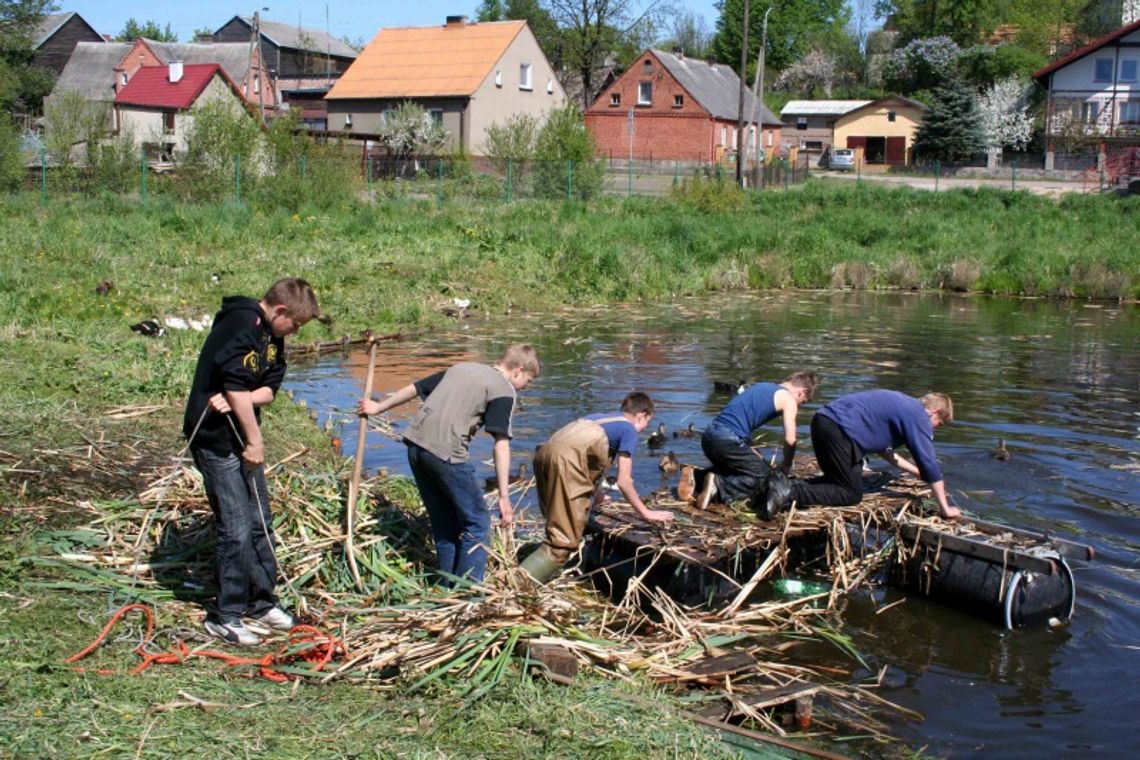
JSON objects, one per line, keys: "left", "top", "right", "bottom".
{"left": 498, "top": 495, "right": 514, "bottom": 525}
{"left": 939, "top": 504, "right": 961, "bottom": 520}
{"left": 644, "top": 509, "right": 674, "bottom": 524}
{"left": 357, "top": 398, "right": 381, "bottom": 416}
{"left": 208, "top": 393, "right": 232, "bottom": 414}
{"left": 242, "top": 440, "right": 265, "bottom": 469}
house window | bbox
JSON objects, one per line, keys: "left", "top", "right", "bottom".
{"left": 673, "top": 94, "right": 683, "bottom": 108}
{"left": 1094, "top": 58, "right": 1113, "bottom": 82}
{"left": 1073, "top": 101, "right": 1099, "bottom": 123}
{"left": 428, "top": 109, "right": 444, "bottom": 126}
{"left": 163, "top": 111, "right": 175, "bottom": 134}
{"left": 495, "top": 70, "right": 502, "bottom": 87}
{"left": 547, "top": 79, "right": 554, "bottom": 94}
{"left": 720, "top": 125, "right": 727, "bottom": 146}
{"left": 638, "top": 81, "right": 652, "bottom": 105}
{"left": 888, "top": 111, "right": 897, "bottom": 122}
{"left": 253, "top": 75, "right": 260, "bottom": 94}
{"left": 1121, "top": 102, "right": 1140, "bottom": 123}
{"left": 1121, "top": 59, "right": 1138, "bottom": 82}
{"left": 796, "top": 117, "right": 807, "bottom": 130}
{"left": 120, "top": 72, "right": 128, "bottom": 86}
{"left": 344, "top": 113, "right": 352, "bottom": 128}
{"left": 520, "top": 62, "right": 532, "bottom": 90}
{"left": 803, "top": 140, "right": 823, "bottom": 150}
{"left": 610, "top": 92, "right": 621, "bottom": 106}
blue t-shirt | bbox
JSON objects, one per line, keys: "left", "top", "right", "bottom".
{"left": 819, "top": 390, "right": 943, "bottom": 483}
{"left": 581, "top": 412, "right": 639, "bottom": 459}
{"left": 714, "top": 382, "right": 782, "bottom": 440}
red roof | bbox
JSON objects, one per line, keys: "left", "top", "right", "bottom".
{"left": 1033, "top": 18, "right": 1140, "bottom": 83}
{"left": 115, "top": 63, "right": 236, "bottom": 109}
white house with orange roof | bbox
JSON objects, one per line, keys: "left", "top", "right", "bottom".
{"left": 324, "top": 15, "right": 564, "bottom": 154}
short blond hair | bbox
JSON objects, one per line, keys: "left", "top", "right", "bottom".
{"left": 922, "top": 392, "right": 954, "bottom": 423}
{"left": 498, "top": 344, "right": 540, "bottom": 377}
{"left": 785, "top": 371, "right": 818, "bottom": 402}
{"left": 264, "top": 278, "right": 320, "bottom": 322}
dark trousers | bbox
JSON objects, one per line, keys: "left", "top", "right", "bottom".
{"left": 790, "top": 414, "right": 865, "bottom": 507}
{"left": 406, "top": 442, "right": 491, "bottom": 585}
{"left": 700, "top": 422, "right": 772, "bottom": 502}
{"left": 191, "top": 447, "right": 278, "bottom": 622}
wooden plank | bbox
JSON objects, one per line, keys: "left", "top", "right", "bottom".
{"left": 898, "top": 524, "right": 1059, "bottom": 575}
{"left": 959, "top": 516, "right": 1096, "bottom": 562}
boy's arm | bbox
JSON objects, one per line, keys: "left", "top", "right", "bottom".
{"left": 777, "top": 393, "right": 799, "bottom": 473}
{"left": 492, "top": 435, "right": 514, "bottom": 524}
{"left": 208, "top": 386, "right": 275, "bottom": 414}
{"left": 358, "top": 383, "right": 419, "bottom": 416}
{"left": 224, "top": 389, "right": 263, "bottom": 467}
{"left": 614, "top": 456, "right": 673, "bottom": 523}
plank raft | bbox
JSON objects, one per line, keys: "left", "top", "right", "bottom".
{"left": 583, "top": 465, "right": 1094, "bottom": 629}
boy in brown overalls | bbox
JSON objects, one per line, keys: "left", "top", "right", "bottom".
{"left": 522, "top": 392, "right": 674, "bottom": 583}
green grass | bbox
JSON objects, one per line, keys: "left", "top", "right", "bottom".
{"left": 2, "top": 181, "right": 1138, "bottom": 757}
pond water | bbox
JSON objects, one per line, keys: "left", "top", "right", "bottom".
{"left": 287, "top": 292, "right": 1139, "bottom": 757}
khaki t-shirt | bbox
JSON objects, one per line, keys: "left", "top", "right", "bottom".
{"left": 403, "top": 362, "right": 516, "bottom": 463}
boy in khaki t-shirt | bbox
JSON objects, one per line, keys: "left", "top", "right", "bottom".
{"left": 358, "top": 345, "right": 539, "bottom": 584}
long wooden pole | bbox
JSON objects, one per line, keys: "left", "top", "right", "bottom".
{"left": 346, "top": 341, "right": 377, "bottom": 590}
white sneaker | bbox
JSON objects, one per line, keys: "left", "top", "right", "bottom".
{"left": 249, "top": 607, "right": 295, "bottom": 631}
{"left": 205, "top": 619, "right": 262, "bottom": 646}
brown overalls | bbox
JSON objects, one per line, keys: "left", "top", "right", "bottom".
{"left": 533, "top": 416, "right": 623, "bottom": 563}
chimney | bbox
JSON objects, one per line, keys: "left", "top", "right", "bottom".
{"left": 445, "top": 15, "right": 468, "bottom": 27}
{"left": 705, "top": 55, "right": 717, "bottom": 67}
{"left": 169, "top": 60, "right": 183, "bottom": 83}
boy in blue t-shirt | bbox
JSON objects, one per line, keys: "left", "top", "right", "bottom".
{"left": 698, "top": 372, "right": 817, "bottom": 509}
{"left": 523, "top": 392, "right": 674, "bottom": 582}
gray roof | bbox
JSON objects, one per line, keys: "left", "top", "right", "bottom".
{"left": 233, "top": 16, "right": 358, "bottom": 59}
{"left": 50, "top": 41, "right": 131, "bottom": 102}
{"left": 780, "top": 100, "right": 872, "bottom": 117}
{"left": 651, "top": 49, "right": 781, "bottom": 125}
{"left": 34, "top": 12, "right": 75, "bottom": 48}
{"left": 143, "top": 41, "right": 255, "bottom": 85}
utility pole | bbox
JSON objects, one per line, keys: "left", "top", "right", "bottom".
{"left": 250, "top": 8, "right": 269, "bottom": 124}
{"left": 752, "top": 7, "right": 772, "bottom": 172}
{"left": 735, "top": 0, "right": 750, "bottom": 187}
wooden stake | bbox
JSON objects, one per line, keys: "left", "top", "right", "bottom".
{"left": 346, "top": 341, "right": 377, "bottom": 590}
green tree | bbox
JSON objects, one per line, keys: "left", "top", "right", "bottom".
{"left": 1, "top": 0, "right": 59, "bottom": 114}
{"left": 713, "top": 0, "right": 849, "bottom": 81}
{"left": 481, "top": 112, "right": 540, "bottom": 174}
{"left": 874, "top": 0, "right": 999, "bottom": 47}
{"left": 0, "top": 112, "right": 27, "bottom": 190}
{"left": 115, "top": 18, "right": 177, "bottom": 42}
{"left": 913, "top": 75, "right": 985, "bottom": 163}
{"left": 657, "top": 12, "right": 714, "bottom": 59}
{"left": 42, "top": 88, "right": 107, "bottom": 167}
{"left": 533, "top": 103, "right": 605, "bottom": 199}
{"left": 481, "top": 0, "right": 563, "bottom": 70}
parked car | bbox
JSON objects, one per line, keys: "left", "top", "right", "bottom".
{"left": 829, "top": 148, "right": 856, "bottom": 170}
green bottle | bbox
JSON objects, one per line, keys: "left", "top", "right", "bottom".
{"left": 773, "top": 578, "right": 832, "bottom": 597}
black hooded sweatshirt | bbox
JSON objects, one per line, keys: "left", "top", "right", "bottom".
{"left": 183, "top": 296, "right": 287, "bottom": 454}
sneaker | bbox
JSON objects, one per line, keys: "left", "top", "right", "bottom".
{"left": 697, "top": 473, "right": 717, "bottom": 510}
{"left": 249, "top": 607, "right": 296, "bottom": 631}
{"left": 764, "top": 470, "right": 794, "bottom": 519}
{"left": 205, "top": 619, "right": 262, "bottom": 646}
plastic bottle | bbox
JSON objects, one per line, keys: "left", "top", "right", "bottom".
{"left": 773, "top": 578, "right": 832, "bottom": 597}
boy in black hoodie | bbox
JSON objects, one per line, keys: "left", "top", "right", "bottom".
{"left": 183, "top": 278, "right": 319, "bottom": 646}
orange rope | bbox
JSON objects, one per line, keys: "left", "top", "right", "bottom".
{"left": 66, "top": 604, "right": 345, "bottom": 683}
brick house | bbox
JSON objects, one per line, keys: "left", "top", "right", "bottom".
{"left": 325, "top": 16, "right": 564, "bottom": 154}
{"left": 32, "top": 11, "right": 103, "bottom": 76}
{"left": 1033, "top": 15, "right": 1140, "bottom": 169}
{"left": 114, "top": 63, "right": 250, "bottom": 155}
{"left": 585, "top": 49, "right": 783, "bottom": 164}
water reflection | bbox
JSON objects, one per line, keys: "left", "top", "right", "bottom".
{"left": 287, "top": 291, "right": 1140, "bottom": 756}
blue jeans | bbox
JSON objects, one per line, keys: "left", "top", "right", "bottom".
{"left": 191, "top": 447, "right": 278, "bottom": 622}
{"left": 406, "top": 442, "right": 490, "bottom": 585}
{"left": 701, "top": 422, "right": 772, "bottom": 502}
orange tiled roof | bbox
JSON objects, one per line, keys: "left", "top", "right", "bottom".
{"left": 326, "top": 20, "right": 526, "bottom": 99}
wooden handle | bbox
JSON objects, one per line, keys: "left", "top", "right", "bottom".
{"left": 345, "top": 341, "right": 378, "bottom": 590}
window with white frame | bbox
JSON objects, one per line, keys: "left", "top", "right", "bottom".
{"left": 253, "top": 75, "right": 260, "bottom": 94}
{"left": 1121, "top": 101, "right": 1140, "bottom": 123}
{"left": 720, "top": 125, "right": 727, "bottom": 146}
{"left": 1094, "top": 58, "right": 1113, "bottom": 82}
{"left": 796, "top": 116, "right": 807, "bottom": 130}
{"left": 344, "top": 113, "right": 352, "bottom": 128}
{"left": 638, "top": 81, "right": 652, "bottom": 105}
{"left": 519, "top": 62, "right": 532, "bottom": 90}
{"left": 673, "top": 94, "right": 683, "bottom": 107}
{"left": 803, "top": 140, "right": 823, "bottom": 150}
{"left": 610, "top": 92, "right": 621, "bottom": 106}
{"left": 888, "top": 111, "right": 897, "bottom": 122}
{"left": 1121, "top": 59, "right": 1138, "bottom": 82}
{"left": 495, "top": 70, "right": 502, "bottom": 87}
{"left": 120, "top": 72, "right": 128, "bottom": 86}
{"left": 1072, "top": 101, "right": 1099, "bottom": 122}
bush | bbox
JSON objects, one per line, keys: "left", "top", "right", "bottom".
{"left": 533, "top": 105, "right": 606, "bottom": 200}
{"left": 482, "top": 112, "right": 539, "bottom": 175}
{"left": 0, "top": 114, "right": 25, "bottom": 191}
{"left": 179, "top": 99, "right": 263, "bottom": 201}
{"left": 668, "top": 175, "right": 746, "bottom": 213}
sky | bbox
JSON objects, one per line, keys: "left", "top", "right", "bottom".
{"left": 60, "top": 1, "right": 723, "bottom": 44}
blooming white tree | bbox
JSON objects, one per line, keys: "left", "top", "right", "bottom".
{"left": 775, "top": 50, "right": 848, "bottom": 97}
{"left": 377, "top": 101, "right": 449, "bottom": 160}
{"left": 978, "top": 77, "right": 1034, "bottom": 151}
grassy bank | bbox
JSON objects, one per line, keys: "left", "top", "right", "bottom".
{"left": 1, "top": 181, "right": 1137, "bottom": 757}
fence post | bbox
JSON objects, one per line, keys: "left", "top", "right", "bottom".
{"left": 235, "top": 154, "right": 242, "bottom": 204}
{"left": 39, "top": 147, "right": 47, "bottom": 206}
{"left": 673, "top": 160, "right": 679, "bottom": 186}
{"left": 628, "top": 157, "right": 633, "bottom": 197}
{"left": 567, "top": 161, "right": 573, "bottom": 200}
{"left": 506, "top": 159, "right": 513, "bottom": 203}
{"left": 935, "top": 160, "right": 941, "bottom": 192}
{"left": 783, "top": 159, "right": 789, "bottom": 190}
{"left": 140, "top": 147, "right": 147, "bottom": 204}
{"left": 367, "top": 156, "right": 373, "bottom": 202}
{"left": 437, "top": 160, "right": 444, "bottom": 208}
{"left": 1099, "top": 167, "right": 1105, "bottom": 193}
{"left": 1011, "top": 159, "right": 1017, "bottom": 191}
